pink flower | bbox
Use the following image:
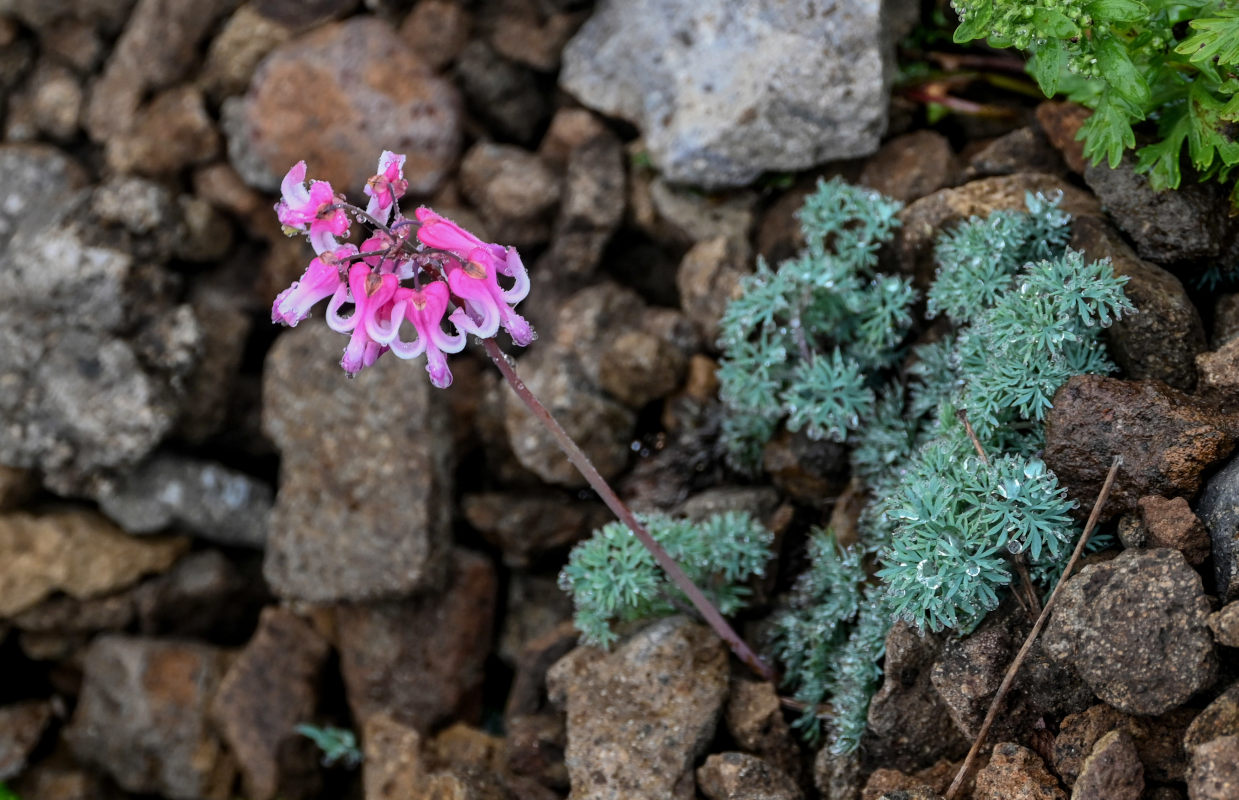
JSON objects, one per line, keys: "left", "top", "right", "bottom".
{"left": 275, "top": 161, "right": 350, "bottom": 254}
{"left": 414, "top": 207, "right": 506, "bottom": 265}
{"left": 339, "top": 263, "right": 393, "bottom": 377}
{"left": 387, "top": 281, "right": 467, "bottom": 388}
{"left": 447, "top": 248, "right": 534, "bottom": 346}
{"left": 364, "top": 151, "right": 408, "bottom": 226}
{"left": 271, "top": 245, "right": 356, "bottom": 327}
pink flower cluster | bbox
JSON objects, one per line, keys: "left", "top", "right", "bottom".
{"left": 271, "top": 151, "right": 534, "bottom": 387}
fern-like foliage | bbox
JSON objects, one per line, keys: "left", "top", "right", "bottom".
{"left": 558, "top": 512, "right": 773, "bottom": 649}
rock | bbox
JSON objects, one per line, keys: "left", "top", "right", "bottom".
{"left": 1083, "top": 153, "right": 1234, "bottom": 264}
{"left": 763, "top": 429, "right": 849, "bottom": 508}
{"left": 1208, "top": 602, "right": 1239, "bottom": 647}
{"left": 262, "top": 323, "right": 453, "bottom": 602}
{"left": 929, "top": 606, "right": 1017, "bottom": 740}
{"left": 65, "top": 635, "right": 236, "bottom": 800}
{"left": 1070, "top": 729, "right": 1142, "bottom": 800}
{"left": 104, "top": 84, "right": 220, "bottom": 175}
{"left": 0, "top": 466, "right": 35, "bottom": 511}
{"left": 227, "top": 17, "right": 461, "bottom": 194}
{"left": 0, "top": 510, "right": 186, "bottom": 618}
{"left": 724, "top": 678, "right": 801, "bottom": 781}
{"left": 863, "top": 622, "right": 969, "bottom": 771}
{"left": 971, "top": 742, "right": 1065, "bottom": 800}
{"left": 1070, "top": 215, "right": 1206, "bottom": 391}
{"left": 875, "top": 790, "right": 944, "bottom": 800}
{"left": 454, "top": 40, "right": 548, "bottom": 144}
{"left": 1184, "top": 683, "right": 1239, "bottom": 751}
{"left": 964, "top": 127, "right": 1067, "bottom": 180}
{"left": 462, "top": 491, "right": 608, "bottom": 568}
{"left": 249, "top": 0, "right": 359, "bottom": 32}
{"left": 1137, "top": 495, "right": 1211, "bottom": 565}
{"left": 634, "top": 175, "right": 759, "bottom": 250}
{"left": 560, "top": 0, "right": 912, "bottom": 188}
{"left": 84, "top": 0, "right": 237, "bottom": 144}
{"left": 336, "top": 549, "right": 496, "bottom": 732}
{"left": 1043, "top": 548, "right": 1216, "bottom": 715}
{"left": 211, "top": 607, "right": 330, "bottom": 800}
{"left": 10, "top": 760, "right": 106, "bottom": 800}
{"left": 428, "top": 723, "right": 506, "bottom": 774}
{"left": 11, "top": 587, "right": 135, "bottom": 659}
{"left": 1, "top": 0, "right": 134, "bottom": 35}
{"left": 0, "top": 700, "right": 53, "bottom": 781}
{"left": 549, "top": 131, "right": 626, "bottom": 278}
{"left": 598, "top": 329, "right": 688, "bottom": 408}
{"left": 814, "top": 748, "right": 862, "bottom": 800}
{"left": 1035, "top": 102, "right": 1090, "bottom": 175}
{"left": 547, "top": 616, "right": 729, "bottom": 800}
{"left": 1043, "top": 375, "right": 1237, "bottom": 519}
{"left": 498, "top": 574, "right": 575, "bottom": 671}
{"left": 37, "top": 18, "right": 106, "bottom": 72}
{"left": 677, "top": 235, "right": 751, "bottom": 345}
{"left": 132, "top": 549, "right": 265, "bottom": 640}
{"left": 1186, "top": 735, "right": 1239, "bottom": 800}
{"left": 1197, "top": 336, "right": 1239, "bottom": 403}
{"left": 174, "top": 280, "right": 253, "bottom": 443}
{"left": 484, "top": 0, "right": 587, "bottom": 73}
{"left": 539, "top": 108, "right": 610, "bottom": 168}
{"left": 399, "top": 0, "right": 472, "bottom": 71}
{"left": 858, "top": 130, "right": 957, "bottom": 203}
{"left": 201, "top": 4, "right": 295, "bottom": 101}
{"left": 14, "top": 59, "right": 83, "bottom": 142}
{"left": 862, "top": 760, "right": 959, "bottom": 800}
{"left": 895, "top": 173, "right": 1101, "bottom": 287}
{"left": 503, "top": 344, "right": 635, "bottom": 487}
{"left": 505, "top": 715, "right": 569, "bottom": 793}
{"left": 1213, "top": 294, "right": 1239, "bottom": 345}
{"left": 458, "top": 142, "right": 561, "bottom": 247}
{"left": 1052, "top": 704, "right": 1193, "bottom": 787}
{"left": 1186, "top": 451, "right": 1239, "bottom": 601}
{"left": 94, "top": 453, "right": 271, "bottom": 547}
{"left": 696, "top": 752, "right": 803, "bottom": 800}
{"left": 362, "top": 713, "right": 424, "bottom": 800}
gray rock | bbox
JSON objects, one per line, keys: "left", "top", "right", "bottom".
{"left": 1186, "top": 735, "right": 1239, "bottom": 800}
{"left": 200, "top": 4, "right": 294, "bottom": 101}
{"left": 561, "top": 0, "right": 915, "bottom": 188}
{"left": 94, "top": 453, "right": 272, "bottom": 547}
{"left": 175, "top": 279, "right": 252, "bottom": 443}
{"left": 227, "top": 17, "right": 461, "bottom": 194}
{"left": 462, "top": 491, "right": 608, "bottom": 568}
{"left": 696, "top": 752, "right": 803, "bottom": 800}
{"left": 132, "top": 549, "right": 265, "bottom": 640}
{"left": 399, "top": 0, "right": 472, "bottom": 72}
{"left": 0, "top": 0, "right": 134, "bottom": 34}
{"left": 0, "top": 700, "right": 53, "bottom": 781}
{"left": 454, "top": 40, "right": 548, "bottom": 144}
{"left": 458, "top": 142, "right": 561, "bottom": 247}
{"left": 1208, "top": 602, "right": 1239, "bottom": 647}
{"left": 1072, "top": 729, "right": 1143, "bottom": 800}
{"left": 65, "top": 635, "right": 237, "bottom": 800}
{"left": 1044, "top": 548, "right": 1217, "bottom": 715}
{"left": 549, "top": 130, "right": 626, "bottom": 278}
{"left": 723, "top": 678, "right": 802, "bottom": 783}
{"left": 547, "top": 616, "right": 729, "bottom": 800}
{"left": 677, "top": 235, "right": 751, "bottom": 345}
{"left": 633, "top": 174, "right": 758, "bottom": 249}
{"left": 1197, "top": 454, "right": 1239, "bottom": 602}
{"left": 483, "top": 0, "right": 587, "bottom": 73}
{"left": 262, "top": 323, "right": 454, "bottom": 602}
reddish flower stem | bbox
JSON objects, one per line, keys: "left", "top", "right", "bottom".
{"left": 484, "top": 338, "right": 777, "bottom": 682}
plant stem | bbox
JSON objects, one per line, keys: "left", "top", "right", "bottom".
{"left": 944, "top": 455, "right": 1122, "bottom": 800}
{"left": 484, "top": 338, "right": 777, "bottom": 683}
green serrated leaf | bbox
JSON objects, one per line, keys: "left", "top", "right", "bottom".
{"left": 1085, "top": 0, "right": 1149, "bottom": 22}
{"left": 1033, "top": 8, "right": 1081, "bottom": 38}
{"left": 1135, "top": 104, "right": 1188, "bottom": 190}
{"left": 1175, "top": 11, "right": 1239, "bottom": 67}
{"left": 1029, "top": 40, "right": 1067, "bottom": 97}
{"left": 953, "top": 5, "right": 994, "bottom": 44}
{"left": 1094, "top": 34, "right": 1152, "bottom": 106}
{"left": 1078, "top": 92, "right": 1141, "bottom": 167}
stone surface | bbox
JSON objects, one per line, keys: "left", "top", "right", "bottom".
{"left": 399, "top": 0, "right": 472, "bottom": 71}
{"left": 1035, "top": 101, "right": 1090, "bottom": 174}
{"left": 1052, "top": 703, "right": 1193, "bottom": 787}
{"left": 336, "top": 548, "right": 496, "bottom": 732}
{"left": 1197, "top": 335, "right": 1239, "bottom": 404}
{"left": 1214, "top": 293, "right": 1239, "bottom": 345}
{"left": 132, "top": 549, "right": 265, "bottom": 641}
{"left": 211, "top": 607, "right": 330, "bottom": 800}
{"left": 362, "top": 713, "right": 423, "bottom": 800}
{"left": 1184, "top": 683, "right": 1239, "bottom": 752}
{"left": 696, "top": 752, "right": 803, "bottom": 800}
{"left": 0, "top": 466, "right": 35, "bottom": 511}
{"left": 1186, "top": 451, "right": 1239, "bottom": 601}
{"left": 862, "top": 760, "right": 958, "bottom": 800}
{"left": 547, "top": 616, "right": 729, "bottom": 800}
{"left": 1043, "top": 548, "right": 1217, "bottom": 715}
{"left": 1084, "top": 153, "right": 1234, "bottom": 264}
{"left": 462, "top": 491, "right": 608, "bottom": 568}
{"left": 634, "top": 175, "right": 758, "bottom": 249}
{"left": 1070, "top": 216, "right": 1206, "bottom": 391}
{"left": 227, "top": 17, "right": 461, "bottom": 193}
{"left": 598, "top": 328, "right": 688, "bottom": 408}
{"left": 104, "top": 84, "right": 220, "bottom": 175}
{"left": 1043, "top": 375, "right": 1237, "bottom": 519}
{"left": 262, "top": 323, "right": 453, "bottom": 602}
{"left": 1137, "top": 495, "right": 1211, "bottom": 565}
{"left": 1208, "top": 602, "right": 1239, "bottom": 647}
{"left": 859, "top": 130, "right": 957, "bottom": 203}
{"left": 549, "top": 130, "right": 626, "bottom": 278}
{"left": 94, "top": 453, "right": 271, "bottom": 547}
{"left": 484, "top": 0, "right": 586, "bottom": 72}
{"left": 963, "top": 126, "right": 1066, "bottom": 180}
{"left": 1186, "top": 735, "right": 1239, "bottom": 800}
{"left": 65, "top": 635, "right": 236, "bottom": 800}
{"left": 0, "top": 700, "right": 52, "bottom": 781}
{"left": 560, "top": 0, "right": 912, "bottom": 188}
{"left": 971, "top": 742, "right": 1065, "bottom": 800}
{"left": 0, "top": 510, "right": 186, "bottom": 618}
{"left": 677, "top": 235, "right": 751, "bottom": 345}
{"left": 458, "top": 142, "right": 560, "bottom": 247}
{"left": 250, "top": 0, "right": 359, "bottom": 32}
{"left": 814, "top": 748, "right": 862, "bottom": 800}
{"left": 201, "top": 4, "right": 294, "bottom": 100}
{"left": 1071, "top": 729, "right": 1142, "bottom": 800}
{"left": 724, "top": 678, "right": 801, "bottom": 781}
{"left": 504, "top": 711, "right": 569, "bottom": 790}
{"left": 175, "top": 280, "right": 254, "bottom": 443}
{"left": 454, "top": 40, "right": 547, "bottom": 144}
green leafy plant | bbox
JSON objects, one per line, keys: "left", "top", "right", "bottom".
{"left": 558, "top": 511, "right": 773, "bottom": 649}
{"left": 296, "top": 724, "right": 362, "bottom": 769}
{"left": 951, "top": 0, "right": 1239, "bottom": 203}
{"left": 0, "top": 783, "right": 20, "bottom": 800}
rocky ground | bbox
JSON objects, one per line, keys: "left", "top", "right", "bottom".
{"left": 0, "top": 1, "right": 1237, "bottom": 799}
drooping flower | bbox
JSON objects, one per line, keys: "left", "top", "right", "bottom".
{"left": 271, "top": 245, "right": 356, "bottom": 327}
{"left": 364, "top": 151, "right": 408, "bottom": 226}
{"left": 339, "top": 263, "right": 392, "bottom": 377}
{"left": 275, "top": 161, "right": 350, "bottom": 254}
{"left": 386, "top": 281, "right": 467, "bottom": 388}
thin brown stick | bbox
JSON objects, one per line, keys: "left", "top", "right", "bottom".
{"left": 945, "top": 455, "right": 1122, "bottom": 800}
{"left": 484, "top": 339, "right": 777, "bottom": 682}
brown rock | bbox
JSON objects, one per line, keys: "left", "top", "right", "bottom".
{"left": 262, "top": 322, "right": 453, "bottom": 602}
{"left": 228, "top": 17, "right": 461, "bottom": 194}
{"left": 104, "top": 85, "right": 220, "bottom": 175}
{"left": 193, "top": 162, "right": 266, "bottom": 220}
{"left": 64, "top": 636, "right": 236, "bottom": 800}
{"left": 201, "top": 5, "right": 294, "bottom": 100}
{"left": 538, "top": 108, "right": 609, "bottom": 168}
{"left": 400, "top": 0, "right": 472, "bottom": 71}
{"left": 133, "top": 549, "right": 264, "bottom": 640}
{"left": 1138, "top": 495, "right": 1211, "bottom": 564}
{"left": 498, "top": 576, "right": 574, "bottom": 673}
{"left": 0, "top": 466, "right": 35, "bottom": 511}
{"left": 696, "top": 752, "right": 803, "bottom": 800}
{"left": 862, "top": 759, "right": 959, "bottom": 800}
{"left": 210, "top": 607, "right": 330, "bottom": 800}
{"left": 972, "top": 742, "right": 1065, "bottom": 800}
{"left": 1070, "top": 215, "right": 1207, "bottom": 391}
{"left": 1071, "top": 729, "right": 1142, "bottom": 800}
{"left": 1208, "top": 602, "right": 1239, "bottom": 647}
{"left": 1053, "top": 704, "right": 1193, "bottom": 787}
{"left": 462, "top": 491, "right": 607, "bottom": 567}
{"left": 930, "top": 612, "right": 1015, "bottom": 740}
{"left": 11, "top": 760, "right": 106, "bottom": 800}
{"left": 549, "top": 130, "right": 626, "bottom": 277}
{"left": 1197, "top": 336, "right": 1239, "bottom": 403}
{"left": 814, "top": 748, "right": 862, "bottom": 800}
{"left": 1186, "top": 734, "right": 1239, "bottom": 800}
{"left": 504, "top": 712, "right": 568, "bottom": 790}
{"left": 459, "top": 142, "right": 561, "bottom": 247}
{"left": 1043, "top": 549, "right": 1217, "bottom": 715}
{"left": 858, "top": 130, "right": 957, "bottom": 203}
{"left": 1184, "top": 683, "right": 1239, "bottom": 752}
{"left": 1035, "top": 101, "right": 1090, "bottom": 175}
{"left": 485, "top": 0, "right": 587, "bottom": 73}
{"left": 1214, "top": 293, "right": 1239, "bottom": 345}
{"left": 250, "top": 0, "right": 359, "bottom": 32}
{"left": 1043, "top": 375, "right": 1236, "bottom": 519}
{"left": 547, "top": 616, "right": 729, "bottom": 800}
{"left": 454, "top": 40, "right": 548, "bottom": 144}
{"left": 633, "top": 175, "right": 758, "bottom": 250}
{"left": 0, "top": 510, "right": 187, "bottom": 617}
{"left": 724, "top": 678, "right": 801, "bottom": 780}
{"left": 337, "top": 549, "right": 496, "bottom": 732}
{"left": 0, "top": 700, "right": 52, "bottom": 781}
{"left": 964, "top": 127, "right": 1067, "bottom": 180}
{"left": 677, "top": 235, "right": 751, "bottom": 345}
{"left": 362, "top": 713, "right": 424, "bottom": 800}
{"left": 427, "top": 723, "right": 506, "bottom": 774}
{"left": 599, "top": 328, "right": 687, "bottom": 407}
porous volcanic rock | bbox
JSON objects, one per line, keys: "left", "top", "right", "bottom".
{"left": 1184, "top": 451, "right": 1239, "bottom": 601}
{"left": 695, "top": 752, "right": 803, "bottom": 800}
{"left": 971, "top": 742, "right": 1065, "bottom": 800}
{"left": 1070, "top": 729, "right": 1143, "bottom": 800}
